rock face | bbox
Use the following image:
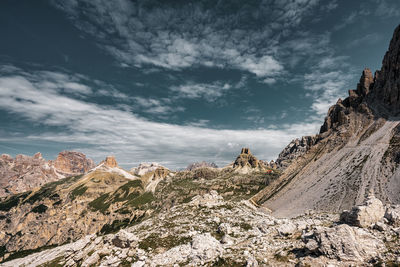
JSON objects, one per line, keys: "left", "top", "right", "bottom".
{"left": 275, "top": 136, "right": 317, "bottom": 170}
{"left": 186, "top": 161, "right": 218, "bottom": 171}
{"left": 0, "top": 151, "right": 94, "bottom": 197}
{"left": 232, "top": 148, "right": 265, "bottom": 173}
{"left": 131, "top": 163, "right": 165, "bottom": 176}
{"left": 304, "top": 224, "right": 385, "bottom": 262}
{"left": 102, "top": 155, "right": 118, "bottom": 168}
{"left": 3, "top": 191, "right": 399, "bottom": 267}
{"left": 372, "top": 24, "right": 400, "bottom": 114}
{"left": 340, "top": 194, "right": 385, "bottom": 228}
{"left": 384, "top": 205, "right": 400, "bottom": 226}
{"left": 53, "top": 151, "right": 95, "bottom": 175}
{"left": 251, "top": 24, "right": 400, "bottom": 217}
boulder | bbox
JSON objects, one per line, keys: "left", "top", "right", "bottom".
{"left": 190, "top": 191, "right": 223, "bottom": 208}
{"left": 384, "top": 205, "right": 400, "bottom": 226}
{"left": 340, "top": 194, "right": 385, "bottom": 228}
{"left": 304, "top": 224, "right": 385, "bottom": 262}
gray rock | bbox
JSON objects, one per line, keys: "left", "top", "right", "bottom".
{"left": 305, "top": 224, "right": 385, "bottom": 262}
{"left": 384, "top": 205, "right": 400, "bottom": 226}
{"left": 340, "top": 195, "right": 385, "bottom": 228}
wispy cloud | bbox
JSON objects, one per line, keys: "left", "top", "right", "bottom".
{"left": 170, "top": 82, "right": 232, "bottom": 101}
{"left": 51, "top": 0, "right": 325, "bottom": 82}
{"left": 346, "top": 33, "right": 382, "bottom": 48}
{"left": 0, "top": 66, "right": 321, "bottom": 168}
{"left": 304, "top": 68, "right": 354, "bottom": 116}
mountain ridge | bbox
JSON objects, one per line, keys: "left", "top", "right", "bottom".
{"left": 251, "top": 24, "right": 400, "bottom": 217}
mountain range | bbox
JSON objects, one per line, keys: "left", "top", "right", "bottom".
{"left": 0, "top": 24, "right": 400, "bottom": 267}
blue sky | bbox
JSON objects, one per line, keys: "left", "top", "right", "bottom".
{"left": 0, "top": 0, "right": 399, "bottom": 169}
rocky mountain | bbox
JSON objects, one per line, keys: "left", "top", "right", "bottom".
{"left": 186, "top": 161, "right": 218, "bottom": 171}
{"left": 231, "top": 148, "right": 268, "bottom": 174}
{"left": 0, "top": 150, "right": 278, "bottom": 263}
{"left": 2, "top": 190, "right": 399, "bottom": 266}
{"left": 130, "top": 163, "right": 165, "bottom": 176}
{"left": 0, "top": 151, "right": 94, "bottom": 197}
{"left": 2, "top": 25, "right": 400, "bottom": 267}
{"left": 251, "top": 24, "right": 400, "bottom": 217}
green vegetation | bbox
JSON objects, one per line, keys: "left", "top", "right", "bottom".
{"left": 70, "top": 184, "right": 88, "bottom": 200}
{"left": 212, "top": 257, "right": 246, "bottom": 267}
{"left": 138, "top": 233, "right": 191, "bottom": 250}
{"left": 0, "top": 191, "right": 31, "bottom": 211}
{"left": 100, "top": 218, "right": 130, "bottom": 234}
{"left": 38, "top": 256, "right": 64, "bottom": 267}
{"left": 274, "top": 253, "right": 290, "bottom": 262}
{"left": 31, "top": 204, "right": 48, "bottom": 213}
{"left": 0, "top": 244, "right": 57, "bottom": 263}
{"left": 112, "top": 180, "right": 143, "bottom": 202}
{"left": 88, "top": 193, "right": 111, "bottom": 213}
{"left": 239, "top": 222, "right": 252, "bottom": 231}
{"left": 126, "top": 192, "right": 154, "bottom": 208}
{"left": 25, "top": 175, "right": 83, "bottom": 204}
{"left": 119, "top": 259, "right": 132, "bottom": 267}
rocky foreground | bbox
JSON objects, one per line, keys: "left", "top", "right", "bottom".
{"left": 1, "top": 190, "right": 399, "bottom": 267}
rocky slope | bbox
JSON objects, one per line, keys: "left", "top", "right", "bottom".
{"left": 252, "top": 24, "right": 400, "bottom": 217}
{"left": 0, "top": 149, "right": 278, "bottom": 262}
{"left": 1, "top": 191, "right": 399, "bottom": 267}
{"left": 0, "top": 151, "right": 94, "bottom": 197}
{"left": 186, "top": 161, "right": 218, "bottom": 171}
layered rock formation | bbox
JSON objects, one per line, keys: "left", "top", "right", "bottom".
{"left": 0, "top": 153, "right": 278, "bottom": 262}
{"left": 275, "top": 136, "right": 317, "bottom": 170}
{"left": 53, "top": 151, "right": 94, "bottom": 175}
{"left": 101, "top": 155, "right": 118, "bottom": 168}
{"left": 251, "top": 24, "right": 400, "bottom": 217}
{"left": 232, "top": 148, "right": 266, "bottom": 173}
{"left": 3, "top": 193, "right": 399, "bottom": 267}
{"left": 186, "top": 161, "right": 218, "bottom": 171}
{"left": 0, "top": 151, "right": 94, "bottom": 197}
{"left": 131, "top": 163, "right": 165, "bottom": 176}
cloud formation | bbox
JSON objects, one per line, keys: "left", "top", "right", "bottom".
{"left": 51, "top": 0, "right": 324, "bottom": 82}
{"left": 0, "top": 66, "right": 320, "bottom": 168}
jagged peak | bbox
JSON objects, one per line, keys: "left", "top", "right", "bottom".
{"left": 102, "top": 155, "right": 118, "bottom": 168}
{"left": 232, "top": 147, "right": 264, "bottom": 173}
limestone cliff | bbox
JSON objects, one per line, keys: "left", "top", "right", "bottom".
{"left": 251, "top": 24, "right": 400, "bottom": 217}
{"left": 0, "top": 151, "right": 94, "bottom": 197}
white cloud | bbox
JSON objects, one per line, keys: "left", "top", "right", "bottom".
{"left": 170, "top": 82, "right": 232, "bottom": 101}
{"left": 50, "top": 0, "right": 324, "bottom": 81}
{"left": 0, "top": 67, "right": 321, "bottom": 169}
{"left": 304, "top": 69, "right": 353, "bottom": 116}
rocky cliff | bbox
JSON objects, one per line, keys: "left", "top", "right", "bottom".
{"left": 53, "top": 151, "right": 94, "bottom": 175}
{"left": 186, "top": 161, "right": 218, "bottom": 171}
{"left": 251, "top": 24, "right": 400, "bottom": 217}
{"left": 0, "top": 151, "right": 94, "bottom": 198}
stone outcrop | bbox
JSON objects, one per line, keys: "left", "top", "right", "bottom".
{"left": 102, "top": 156, "right": 118, "bottom": 168}
{"left": 0, "top": 151, "right": 94, "bottom": 197}
{"left": 4, "top": 189, "right": 399, "bottom": 267}
{"left": 320, "top": 68, "right": 375, "bottom": 134}
{"left": 340, "top": 194, "right": 385, "bottom": 228}
{"left": 251, "top": 24, "right": 400, "bottom": 216}
{"left": 275, "top": 136, "right": 317, "bottom": 170}
{"left": 304, "top": 224, "right": 385, "bottom": 262}
{"left": 131, "top": 163, "right": 165, "bottom": 176}
{"left": 186, "top": 161, "right": 218, "bottom": 171}
{"left": 384, "top": 204, "right": 400, "bottom": 226}
{"left": 53, "top": 151, "right": 94, "bottom": 175}
{"left": 371, "top": 24, "right": 400, "bottom": 114}
{"left": 232, "top": 148, "right": 265, "bottom": 173}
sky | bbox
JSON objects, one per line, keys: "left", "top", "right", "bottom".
{"left": 0, "top": 0, "right": 399, "bottom": 169}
